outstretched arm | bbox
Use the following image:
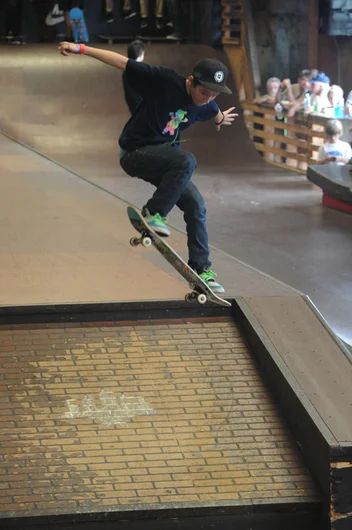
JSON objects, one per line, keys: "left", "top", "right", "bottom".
{"left": 58, "top": 41, "right": 128, "bottom": 70}
{"left": 213, "top": 107, "right": 238, "bottom": 132}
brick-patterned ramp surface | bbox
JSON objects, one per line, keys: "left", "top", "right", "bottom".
{"left": 0, "top": 317, "right": 319, "bottom": 524}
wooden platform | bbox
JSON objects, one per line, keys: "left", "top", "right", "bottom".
{"left": 235, "top": 295, "right": 352, "bottom": 530}
{"left": 0, "top": 310, "right": 321, "bottom": 529}
{"left": 0, "top": 296, "right": 351, "bottom": 528}
{"left": 307, "top": 164, "right": 352, "bottom": 204}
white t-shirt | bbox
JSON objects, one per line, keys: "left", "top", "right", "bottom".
{"left": 317, "top": 140, "right": 352, "bottom": 165}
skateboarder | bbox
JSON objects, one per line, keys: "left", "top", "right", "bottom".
{"left": 58, "top": 41, "right": 237, "bottom": 293}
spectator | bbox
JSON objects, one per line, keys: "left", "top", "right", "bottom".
{"left": 276, "top": 69, "right": 312, "bottom": 105}
{"left": 254, "top": 77, "right": 281, "bottom": 106}
{"left": 344, "top": 89, "right": 352, "bottom": 117}
{"left": 102, "top": 0, "right": 114, "bottom": 22}
{"left": 327, "top": 85, "right": 344, "bottom": 107}
{"left": 317, "top": 119, "right": 352, "bottom": 165}
{"left": 58, "top": 1, "right": 84, "bottom": 40}
{"left": 139, "top": 0, "right": 165, "bottom": 36}
{"left": 309, "top": 72, "right": 331, "bottom": 113}
{"left": 276, "top": 69, "right": 313, "bottom": 117}
{"left": 121, "top": 0, "right": 137, "bottom": 20}
{"left": 165, "top": 0, "right": 182, "bottom": 40}
{"left": 252, "top": 77, "right": 281, "bottom": 162}
{"left": 122, "top": 39, "right": 145, "bottom": 114}
{"left": 321, "top": 85, "right": 344, "bottom": 117}
{"left": 310, "top": 68, "right": 318, "bottom": 79}
{"left": 291, "top": 72, "right": 330, "bottom": 116}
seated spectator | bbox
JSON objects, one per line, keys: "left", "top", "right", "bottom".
{"left": 309, "top": 72, "right": 331, "bottom": 112}
{"left": 122, "top": 39, "right": 145, "bottom": 115}
{"left": 254, "top": 77, "right": 281, "bottom": 106}
{"left": 276, "top": 69, "right": 312, "bottom": 106}
{"left": 310, "top": 69, "right": 318, "bottom": 79}
{"left": 317, "top": 119, "right": 352, "bottom": 165}
{"left": 322, "top": 85, "right": 344, "bottom": 116}
{"left": 327, "top": 85, "right": 344, "bottom": 107}
{"left": 252, "top": 77, "right": 281, "bottom": 162}
{"left": 344, "top": 89, "right": 352, "bottom": 117}
{"left": 289, "top": 71, "right": 330, "bottom": 117}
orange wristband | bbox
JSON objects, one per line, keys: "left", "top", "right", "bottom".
{"left": 79, "top": 44, "right": 86, "bottom": 55}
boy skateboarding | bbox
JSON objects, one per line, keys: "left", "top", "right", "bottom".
{"left": 58, "top": 41, "right": 237, "bottom": 293}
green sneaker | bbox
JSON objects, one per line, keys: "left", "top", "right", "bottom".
{"left": 143, "top": 209, "right": 170, "bottom": 237}
{"left": 198, "top": 269, "right": 225, "bottom": 293}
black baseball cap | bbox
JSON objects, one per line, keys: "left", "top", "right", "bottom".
{"left": 192, "top": 58, "right": 232, "bottom": 94}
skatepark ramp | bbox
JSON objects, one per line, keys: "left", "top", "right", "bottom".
{"left": 1, "top": 43, "right": 351, "bottom": 352}
{"left": 0, "top": 43, "right": 352, "bottom": 529}
{"left": 0, "top": 43, "right": 261, "bottom": 178}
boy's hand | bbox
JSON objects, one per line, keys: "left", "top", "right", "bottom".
{"left": 58, "top": 41, "right": 79, "bottom": 56}
{"left": 281, "top": 78, "right": 291, "bottom": 88}
{"left": 214, "top": 107, "right": 238, "bottom": 131}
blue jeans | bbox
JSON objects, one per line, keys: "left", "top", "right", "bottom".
{"left": 120, "top": 144, "right": 211, "bottom": 272}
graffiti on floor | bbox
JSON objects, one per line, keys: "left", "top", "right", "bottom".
{"left": 62, "top": 390, "right": 155, "bottom": 426}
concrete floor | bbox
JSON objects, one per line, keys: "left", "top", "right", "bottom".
{"left": 0, "top": 44, "right": 351, "bottom": 344}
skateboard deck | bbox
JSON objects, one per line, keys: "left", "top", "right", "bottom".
{"left": 136, "top": 35, "right": 183, "bottom": 42}
{"left": 127, "top": 206, "right": 231, "bottom": 307}
{"left": 69, "top": 7, "right": 89, "bottom": 43}
{"left": 98, "top": 34, "right": 139, "bottom": 43}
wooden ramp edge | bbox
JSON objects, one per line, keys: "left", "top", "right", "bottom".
{"left": 234, "top": 294, "right": 352, "bottom": 530}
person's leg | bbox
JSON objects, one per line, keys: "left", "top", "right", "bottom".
{"left": 138, "top": 0, "right": 149, "bottom": 33}
{"left": 64, "top": 11, "right": 73, "bottom": 39}
{"left": 139, "top": 0, "right": 148, "bottom": 18}
{"left": 104, "top": 0, "right": 114, "bottom": 22}
{"left": 121, "top": 146, "right": 225, "bottom": 291}
{"left": 155, "top": 0, "right": 164, "bottom": 18}
{"left": 176, "top": 181, "right": 210, "bottom": 272}
{"left": 165, "top": 0, "right": 181, "bottom": 38}
{"left": 175, "top": 181, "right": 224, "bottom": 292}
{"left": 122, "top": 0, "right": 136, "bottom": 18}
{"left": 121, "top": 145, "right": 196, "bottom": 217}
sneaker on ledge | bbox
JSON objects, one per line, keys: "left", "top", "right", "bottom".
{"left": 198, "top": 269, "right": 225, "bottom": 293}
{"left": 123, "top": 9, "right": 137, "bottom": 20}
{"left": 103, "top": 10, "right": 114, "bottom": 23}
{"left": 138, "top": 17, "right": 149, "bottom": 37}
{"left": 166, "top": 32, "right": 181, "bottom": 40}
{"left": 142, "top": 208, "right": 170, "bottom": 237}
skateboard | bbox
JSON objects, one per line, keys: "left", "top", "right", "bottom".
{"left": 136, "top": 35, "right": 183, "bottom": 42}
{"left": 98, "top": 34, "right": 137, "bottom": 43}
{"left": 127, "top": 206, "right": 231, "bottom": 307}
{"left": 69, "top": 7, "right": 89, "bottom": 43}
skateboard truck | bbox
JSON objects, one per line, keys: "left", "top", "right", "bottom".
{"left": 185, "top": 290, "right": 207, "bottom": 305}
{"left": 130, "top": 233, "right": 152, "bottom": 248}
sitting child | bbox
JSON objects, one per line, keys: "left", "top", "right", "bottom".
{"left": 322, "top": 85, "right": 344, "bottom": 117}
{"left": 317, "top": 119, "right": 352, "bottom": 165}
{"left": 253, "top": 77, "right": 281, "bottom": 106}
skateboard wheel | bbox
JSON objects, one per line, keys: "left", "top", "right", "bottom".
{"left": 130, "top": 237, "right": 140, "bottom": 247}
{"left": 142, "top": 237, "right": 152, "bottom": 247}
{"left": 185, "top": 293, "right": 194, "bottom": 303}
{"left": 197, "top": 293, "right": 207, "bottom": 305}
